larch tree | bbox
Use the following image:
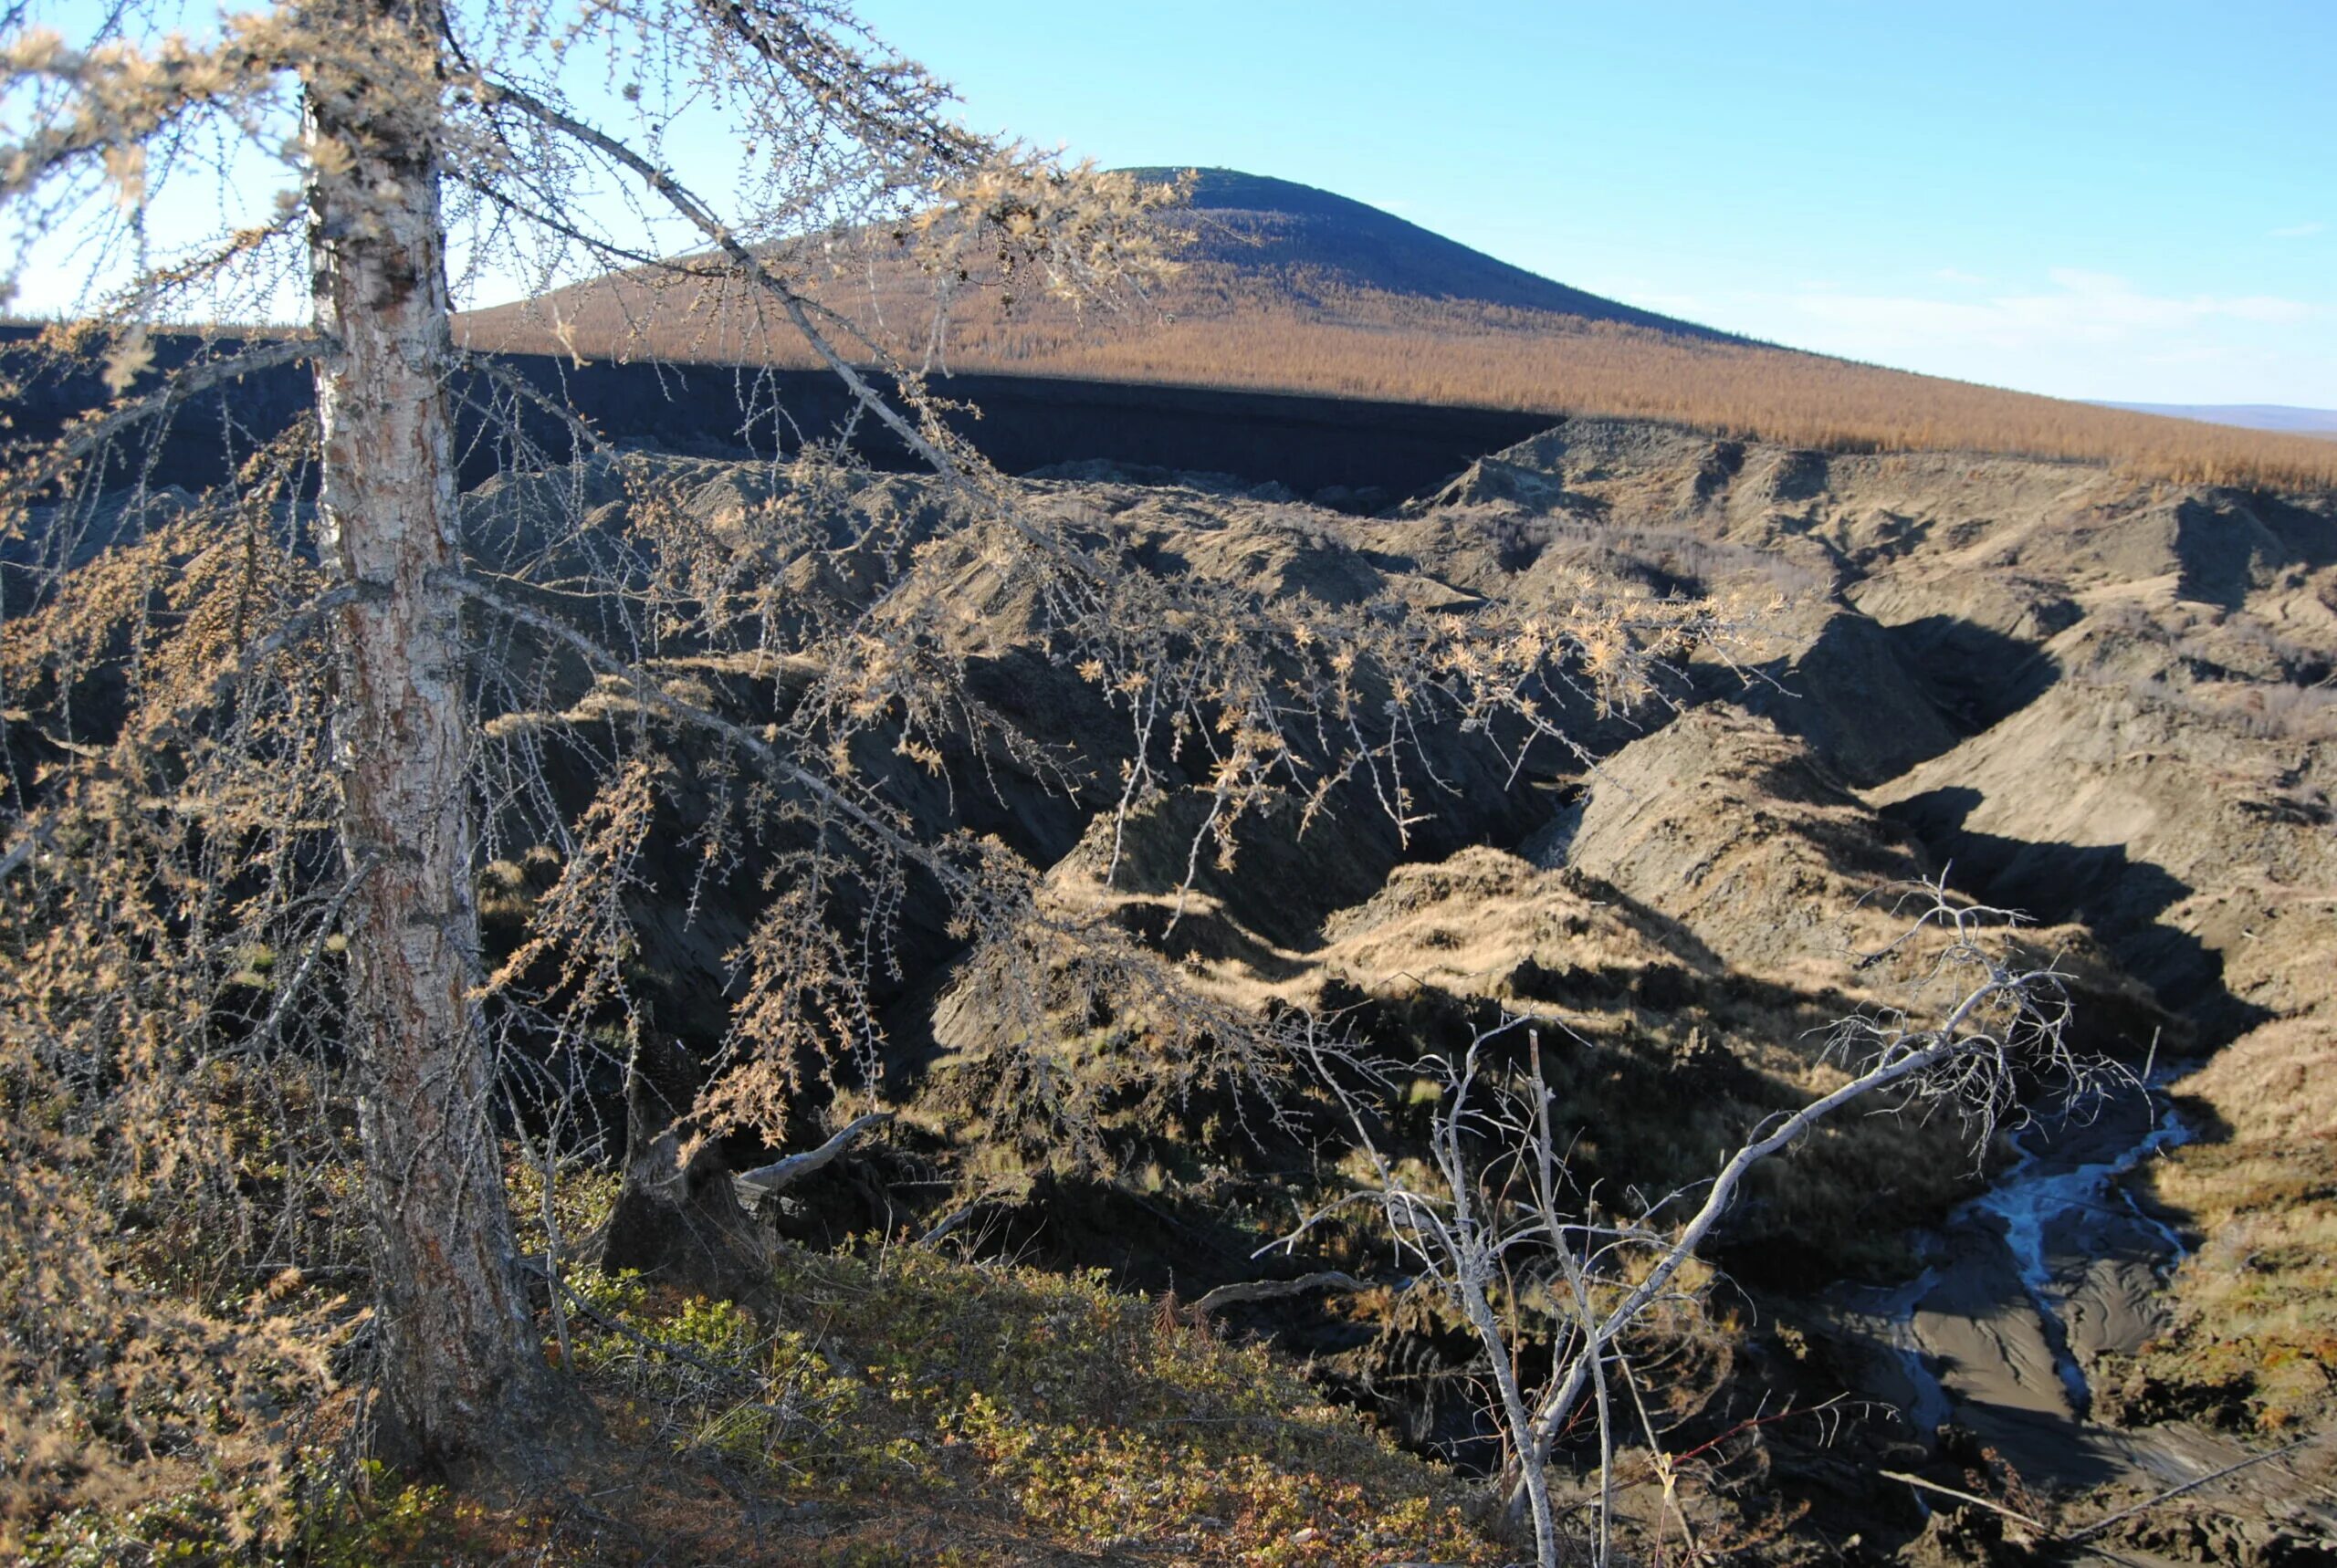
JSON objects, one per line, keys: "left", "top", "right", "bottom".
{"left": 0, "top": 0, "right": 1159, "bottom": 1483}
{"left": 0, "top": 0, "right": 1735, "bottom": 1525}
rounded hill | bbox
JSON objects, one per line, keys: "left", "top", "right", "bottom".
{"left": 1122, "top": 167, "right": 1739, "bottom": 339}
{"left": 458, "top": 165, "right": 2337, "bottom": 488}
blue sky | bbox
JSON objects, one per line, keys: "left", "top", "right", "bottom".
{"left": 851, "top": 0, "right": 2337, "bottom": 407}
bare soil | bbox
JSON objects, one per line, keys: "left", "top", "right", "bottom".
{"left": 491, "top": 417, "right": 2337, "bottom": 1559}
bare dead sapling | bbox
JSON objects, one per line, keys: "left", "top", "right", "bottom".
{"left": 1273, "top": 881, "right": 2094, "bottom": 1568}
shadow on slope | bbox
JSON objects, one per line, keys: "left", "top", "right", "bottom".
{"left": 1882, "top": 786, "right": 2272, "bottom": 1040}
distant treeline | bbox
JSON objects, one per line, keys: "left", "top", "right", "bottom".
{"left": 462, "top": 256, "right": 2337, "bottom": 491}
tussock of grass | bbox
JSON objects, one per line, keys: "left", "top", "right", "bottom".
{"left": 2115, "top": 1137, "right": 2337, "bottom": 1433}
{"left": 19, "top": 1249, "right": 1503, "bottom": 1565}
{"left": 574, "top": 1249, "right": 1501, "bottom": 1564}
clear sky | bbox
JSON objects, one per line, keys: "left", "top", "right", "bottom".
{"left": 849, "top": 0, "right": 2337, "bottom": 408}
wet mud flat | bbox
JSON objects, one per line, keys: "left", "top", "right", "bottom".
{"left": 1809, "top": 1080, "right": 2335, "bottom": 1545}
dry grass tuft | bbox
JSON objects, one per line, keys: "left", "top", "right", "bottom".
{"left": 2112, "top": 1016, "right": 2337, "bottom": 1434}
{"left": 2119, "top": 1137, "right": 2337, "bottom": 1433}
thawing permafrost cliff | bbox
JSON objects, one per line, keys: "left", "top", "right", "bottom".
{"left": 520, "top": 413, "right": 2333, "bottom": 1552}
{"left": 989, "top": 419, "right": 2336, "bottom": 1543}
{"left": 1406, "top": 420, "right": 2336, "bottom": 1437}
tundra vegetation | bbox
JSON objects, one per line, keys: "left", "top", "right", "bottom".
{"left": 463, "top": 170, "right": 2337, "bottom": 491}
{"left": 3, "top": 3, "right": 2330, "bottom": 1566}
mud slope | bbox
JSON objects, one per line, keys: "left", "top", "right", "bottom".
{"left": 865, "top": 450, "right": 2176, "bottom": 1268}
{"left": 487, "top": 427, "right": 2330, "bottom": 1547}
{"left": 1412, "top": 420, "right": 2335, "bottom": 1047}
{"left": 1415, "top": 420, "right": 2337, "bottom": 1443}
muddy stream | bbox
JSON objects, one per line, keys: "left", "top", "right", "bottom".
{"left": 1816, "top": 1079, "right": 2277, "bottom": 1500}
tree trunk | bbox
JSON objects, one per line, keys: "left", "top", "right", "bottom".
{"left": 600, "top": 1033, "right": 779, "bottom": 1317}
{"left": 307, "top": 0, "right": 571, "bottom": 1476}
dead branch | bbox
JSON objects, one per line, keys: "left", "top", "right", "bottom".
{"left": 2, "top": 334, "right": 320, "bottom": 506}
{"left": 1879, "top": 1469, "right": 2050, "bottom": 1534}
{"left": 1272, "top": 878, "right": 2085, "bottom": 1568}
{"left": 2064, "top": 1433, "right": 2329, "bottom": 1544}
{"left": 1186, "top": 1270, "right": 1369, "bottom": 1322}
{"left": 732, "top": 1111, "right": 892, "bottom": 1197}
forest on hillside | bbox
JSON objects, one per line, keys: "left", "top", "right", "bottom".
{"left": 465, "top": 244, "right": 2337, "bottom": 489}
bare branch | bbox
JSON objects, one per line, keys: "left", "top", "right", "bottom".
{"left": 1281, "top": 878, "right": 2086, "bottom": 1568}
{"left": 1186, "top": 1270, "right": 1368, "bottom": 1322}
{"left": 1879, "top": 1469, "right": 2050, "bottom": 1533}
{"left": 732, "top": 1110, "right": 891, "bottom": 1196}
{"left": 2063, "top": 1433, "right": 2329, "bottom": 1544}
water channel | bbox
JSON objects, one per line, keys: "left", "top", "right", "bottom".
{"left": 1818, "top": 1074, "right": 2251, "bottom": 1497}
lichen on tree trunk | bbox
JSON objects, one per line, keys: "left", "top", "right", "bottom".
{"left": 305, "top": 0, "right": 571, "bottom": 1476}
